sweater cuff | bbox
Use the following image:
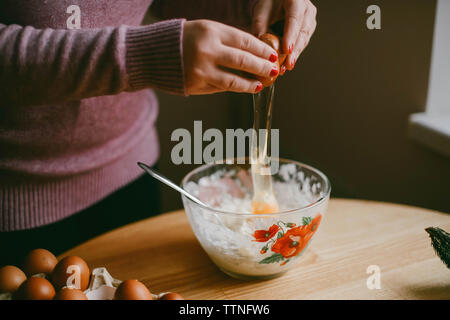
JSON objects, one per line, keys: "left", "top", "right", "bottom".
{"left": 126, "top": 19, "right": 186, "bottom": 96}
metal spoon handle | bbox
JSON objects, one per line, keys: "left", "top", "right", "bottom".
{"left": 137, "top": 162, "right": 207, "bottom": 207}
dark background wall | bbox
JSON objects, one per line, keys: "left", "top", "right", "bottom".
{"left": 146, "top": 0, "right": 450, "bottom": 214}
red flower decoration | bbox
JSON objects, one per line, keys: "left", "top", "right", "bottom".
{"left": 257, "top": 214, "right": 323, "bottom": 264}
{"left": 253, "top": 224, "right": 280, "bottom": 242}
{"left": 298, "top": 225, "right": 309, "bottom": 237}
{"left": 307, "top": 214, "right": 322, "bottom": 234}
{"left": 271, "top": 227, "right": 306, "bottom": 258}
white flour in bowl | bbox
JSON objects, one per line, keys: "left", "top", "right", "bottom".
{"left": 183, "top": 164, "right": 326, "bottom": 278}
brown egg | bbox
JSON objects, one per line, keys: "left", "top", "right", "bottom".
{"left": 51, "top": 256, "right": 90, "bottom": 291}
{"left": 260, "top": 33, "right": 281, "bottom": 52}
{"left": 15, "top": 277, "right": 55, "bottom": 300}
{"left": 159, "top": 292, "right": 184, "bottom": 300}
{"left": 54, "top": 287, "right": 88, "bottom": 300}
{"left": 256, "top": 33, "right": 287, "bottom": 87}
{"left": 114, "top": 280, "right": 153, "bottom": 300}
{"left": 23, "top": 248, "right": 58, "bottom": 276}
{"left": 0, "top": 265, "right": 27, "bottom": 293}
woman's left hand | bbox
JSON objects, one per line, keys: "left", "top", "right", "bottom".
{"left": 251, "top": 0, "right": 317, "bottom": 73}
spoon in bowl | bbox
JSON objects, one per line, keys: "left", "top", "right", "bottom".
{"left": 137, "top": 162, "right": 208, "bottom": 207}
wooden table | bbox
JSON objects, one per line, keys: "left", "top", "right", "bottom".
{"left": 62, "top": 199, "right": 450, "bottom": 299}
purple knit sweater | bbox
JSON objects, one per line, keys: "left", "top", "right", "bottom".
{"left": 0, "top": 0, "right": 254, "bottom": 231}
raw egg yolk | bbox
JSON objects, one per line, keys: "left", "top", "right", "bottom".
{"left": 252, "top": 201, "right": 279, "bottom": 214}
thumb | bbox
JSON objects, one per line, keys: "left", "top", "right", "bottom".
{"left": 251, "top": 0, "right": 273, "bottom": 37}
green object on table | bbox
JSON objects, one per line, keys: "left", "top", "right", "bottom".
{"left": 425, "top": 227, "right": 450, "bottom": 269}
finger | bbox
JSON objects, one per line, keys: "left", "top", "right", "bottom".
{"left": 282, "top": 0, "right": 307, "bottom": 55}
{"left": 221, "top": 27, "right": 279, "bottom": 62}
{"left": 286, "top": 2, "right": 317, "bottom": 70}
{"left": 251, "top": 0, "right": 273, "bottom": 37}
{"left": 285, "top": 31, "right": 307, "bottom": 70}
{"left": 218, "top": 47, "right": 278, "bottom": 78}
{"left": 209, "top": 70, "right": 263, "bottom": 93}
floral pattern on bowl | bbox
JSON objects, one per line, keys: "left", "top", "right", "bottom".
{"left": 255, "top": 214, "right": 322, "bottom": 265}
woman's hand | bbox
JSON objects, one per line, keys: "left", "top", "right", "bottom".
{"left": 251, "top": 0, "right": 317, "bottom": 72}
{"left": 183, "top": 20, "right": 280, "bottom": 95}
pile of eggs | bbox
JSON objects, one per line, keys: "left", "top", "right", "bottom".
{"left": 0, "top": 248, "right": 183, "bottom": 300}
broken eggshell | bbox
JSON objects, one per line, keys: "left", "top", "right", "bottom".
{"left": 256, "top": 33, "right": 287, "bottom": 87}
{"left": 82, "top": 267, "right": 169, "bottom": 300}
{"left": 83, "top": 267, "right": 121, "bottom": 300}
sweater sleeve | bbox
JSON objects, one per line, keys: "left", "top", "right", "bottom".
{"left": 150, "top": 0, "right": 257, "bottom": 30}
{"left": 0, "top": 19, "right": 186, "bottom": 106}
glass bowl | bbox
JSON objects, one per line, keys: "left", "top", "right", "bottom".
{"left": 181, "top": 158, "right": 331, "bottom": 280}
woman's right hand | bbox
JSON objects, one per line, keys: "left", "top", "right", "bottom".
{"left": 183, "top": 20, "right": 280, "bottom": 95}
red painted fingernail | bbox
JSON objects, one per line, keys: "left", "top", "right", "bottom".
{"left": 289, "top": 44, "right": 293, "bottom": 54}
{"left": 255, "top": 83, "right": 263, "bottom": 92}
{"left": 270, "top": 68, "right": 279, "bottom": 77}
{"left": 269, "top": 53, "right": 278, "bottom": 63}
{"left": 291, "top": 58, "right": 296, "bottom": 69}
{"left": 280, "top": 65, "right": 286, "bottom": 75}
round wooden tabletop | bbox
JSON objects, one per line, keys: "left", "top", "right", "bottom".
{"left": 61, "top": 199, "right": 450, "bottom": 299}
